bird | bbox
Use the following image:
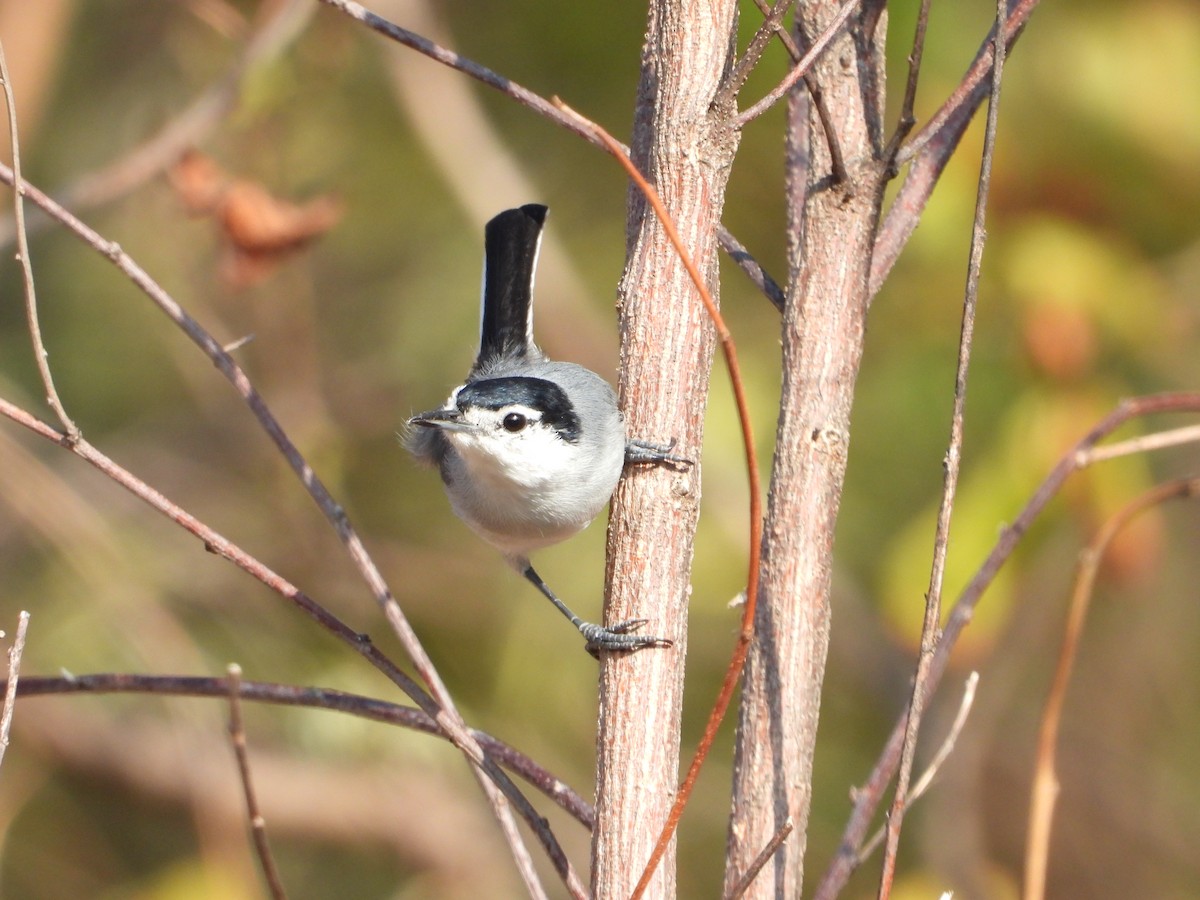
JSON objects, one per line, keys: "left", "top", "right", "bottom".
{"left": 405, "top": 204, "right": 684, "bottom": 654}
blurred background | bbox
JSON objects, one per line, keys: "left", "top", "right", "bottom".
{"left": 0, "top": 0, "right": 1197, "bottom": 897}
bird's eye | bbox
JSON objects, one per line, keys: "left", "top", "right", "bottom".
{"left": 502, "top": 412, "right": 527, "bottom": 432}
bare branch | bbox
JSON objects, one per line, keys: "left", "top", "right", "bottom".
{"left": 812, "top": 391, "right": 1200, "bottom": 900}
{"left": 226, "top": 664, "right": 289, "bottom": 900}
{"left": 0, "top": 37, "right": 77, "bottom": 439}
{"left": 720, "top": 0, "right": 799, "bottom": 104}
{"left": 877, "top": 0, "right": 1008, "bottom": 891}
{"left": 870, "top": 0, "right": 1041, "bottom": 296}
{"left": 9, "top": 672, "right": 595, "bottom": 829}
{"left": 717, "top": 227, "right": 787, "bottom": 310}
{"left": 1024, "top": 477, "right": 1200, "bottom": 900}
{"left": 0, "top": 395, "right": 578, "bottom": 897}
{"left": 856, "top": 672, "right": 979, "bottom": 864}
{"left": 731, "top": 0, "right": 861, "bottom": 130}
{"left": 0, "top": 611, "right": 29, "bottom": 770}
{"left": 883, "top": 0, "right": 934, "bottom": 164}
{"left": 1075, "top": 423, "right": 1200, "bottom": 468}
{"left": 726, "top": 818, "right": 794, "bottom": 900}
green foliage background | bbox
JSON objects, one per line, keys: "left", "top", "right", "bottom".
{"left": 0, "top": 1, "right": 1197, "bottom": 897}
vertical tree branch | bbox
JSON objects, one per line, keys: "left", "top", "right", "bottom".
{"left": 877, "top": 2, "right": 1006, "bottom": 892}
{"left": 593, "top": 1, "right": 741, "bottom": 897}
{"left": 0, "top": 38, "right": 77, "bottom": 439}
{"left": 0, "top": 611, "right": 30, "bottom": 770}
{"left": 1024, "top": 477, "right": 1200, "bottom": 900}
{"left": 226, "top": 664, "right": 289, "bottom": 900}
{"left": 725, "top": 3, "right": 889, "bottom": 898}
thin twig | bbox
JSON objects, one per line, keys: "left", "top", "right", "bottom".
{"left": 552, "top": 99, "right": 764, "bottom": 900}
{"left": 877, "top": 1, "right": 1007, "bottom": 893}
{"left": 883, "top": 0, "right": 934, "bottom": 166}
{"left": 744, "top": 0, "right": 848, "bottom": 185}
{"left": 870, "top": 0, "right": 1039, "bottom": 297}
{"left": 317, "top": 0, "right": 785, "bottom": 311}
{"left": 725, "top": 817, "right": 794, "bottom": 900}
{"left": 1024, "top": 476, "right": 1200, "bottom": 900}
{"left": 895, "top": 0, "right": 1034, "bottom": 168}
{"left": 856, "top": 672, "right": 979, "bottom": 864}
{"left": 731, "top": 0, "right": 861, "bottom": 130}
{"left": 9, "top": 671, "right": 596, "bottom": 829}
{"left": 226, "top": 664, "right": 289, "bottom": 900}
{"left": 0, "top": 611, "right": 30, "bottom": 770}
{"left": 0, "top": 394, "right": 578, "bottom": 899}
{"left": 1075, "top": 423, "right": 1200, "bottom": 468}
{"left": 812, "top": 390, "right": 1200, "bottom": 900}
{"left": 720, "top": 0, "right": 799, "bottom": 104}
{"left": 0, "top": 38, "right": 78, "bottom": 440}
{"left": 0, "top": 161, "right": 573, "bottom": 899}
{"left": 717, "top": 226, "right": 787, "bottom": 310}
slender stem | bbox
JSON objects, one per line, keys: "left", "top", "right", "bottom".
{"left": 883, "top": 0, "right": 934, "bottom": 166}
{"left": 0, "top": 39, "right": 78, "bottom": 440}
{"left": 0, "top": 611, "right": 30, "bottom": 770}
{"left": 1075, "top": 423, "right": 1200, "bottom": 467}
{"left": 720, "top": 0, "right": 799, "bottom": 104}
{"left": 726, "top": 818, "right": 795, "bottom": 899}
{"left": 1023, "top": 477, "right": 1200, "bottom": 900}
{"left": 731, "top": 0, "right": 861, "bottom": 130}
{"left": 855, "top": 672, "right": 979, "bottom": 864}
{"left": 876, "top": 0, "right": 1007, "bottom": 893}
{"left": 226, "top": 664, "right": 289, "bottom": 900}
{"left": 811, "top": 390, "right": 1200, "bottom": 899}
{"left": 8, "top": 671, "right": 596, "bottom": 828}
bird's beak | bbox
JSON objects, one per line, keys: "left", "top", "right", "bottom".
{"left": 408, "top": 408, "right": 473, "bottom": 432}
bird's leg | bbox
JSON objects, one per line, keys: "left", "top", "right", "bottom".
{"left": 624, "top": 438, "right": 692, "bottom": 469}
{"left": 521, "top": 565, "right": 671, "bottom": 656}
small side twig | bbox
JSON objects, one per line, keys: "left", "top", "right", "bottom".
{"left": 0, "top": 611, "right": 30, "bottom": 770}
{"left": 8, "top": 671, "right": 596, "bottom": 828}
{"left": 0, "top": 162, "right": 572, "bottom": 899}
{"left": 725, "top": 817, "right": 794, "bottom": 900}
{"left": 883, "top": 0, "right": 934, "bottom": 165}
{"left": 226, "top": 664, "right": 289, "bottom": 900}
{"left": 1024, "top": 477, "right": 1200, "bottom": 900}
{"left": 813, "top": 391, "right": 1200, "bottom": 900}
{"left": 719, "top": 0, "right": 798, "bottom": 104}
{"left": 0, "top": 38, "right": 78, "bottom": 440}
{"left": 876, "top": 1, "right": 1007, "bottom": 893}
{"left": 730, "top": 0, "right": 861, "bottom": 130}
{"left": 870, "top": 0, "right": 1039, "bottom": 297}
{"left": 856, "top": 672, "right": 979, "bottom": 865}
{"left": 0, "top": 394, "right": 578, "bottom": 899}
{"left": 1074, "top": 423, "right": 1200, "bottom": 468}
{"left": 318, "top": 0, "right": 786, "bottom": 309}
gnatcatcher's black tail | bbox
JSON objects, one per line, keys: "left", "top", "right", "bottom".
{"left": 475, "top": 204, "right": 547, "bottom": 369}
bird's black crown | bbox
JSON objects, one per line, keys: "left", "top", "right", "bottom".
{"left": 457, "top": 377, "right": 581, "bottom": 443}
